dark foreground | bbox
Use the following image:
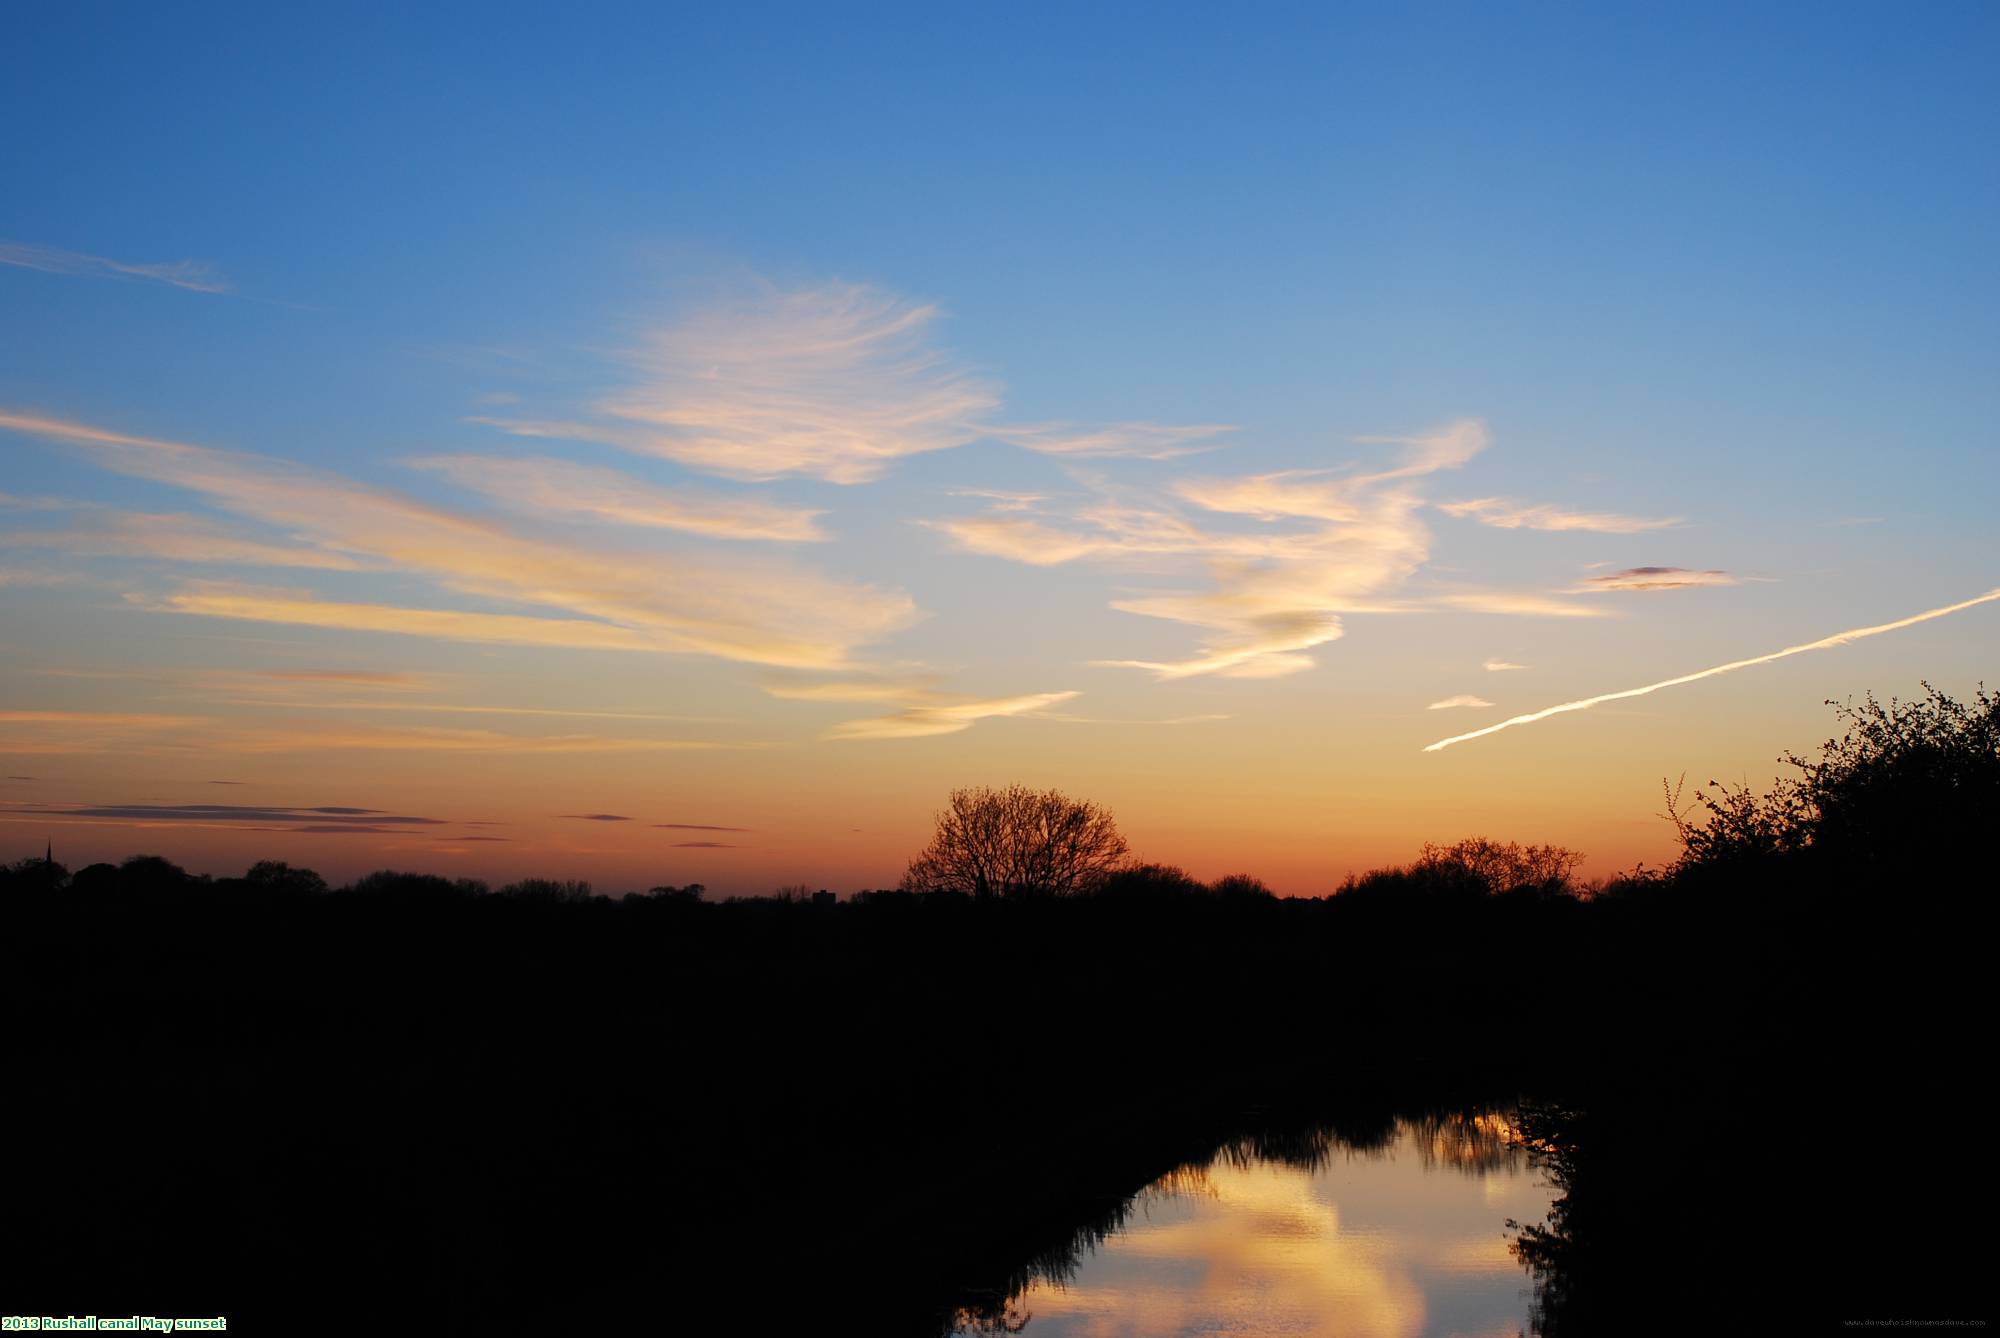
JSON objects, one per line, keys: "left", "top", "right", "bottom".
{"left": 2, "top": 865, "right": 1986, "bottom": 1335}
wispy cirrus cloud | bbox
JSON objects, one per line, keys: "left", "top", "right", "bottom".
{"left": 481, "top": 284, "right": 998, "bottom": 484}
{"left": 1, "top": 701, "right": 727, "bottom": 758}
{"left": 217, "top": 724, "right": 731, "bottom": 754}
{"left": 826, "top": 690, "right": 1081, "bottom": 741}
{"left": 943, "top": 488, "right": 1050, "bottom": 512}
{"left": 1431, "top": 591, "right": 1608, "bottom": 618}
{"left": 475, "top": 281, "right": 1224, "bottom": 484}
{"left": 27, "top": 667, "right": 721, "bottom": 730}
{"left": 1427, "top": 695, "right": 1494, "bottom": 710}
{"left": 0, "top": 491, "right": 75, "bottom": 512}
{"left": 149, "top": 584, "right": 724, "bottom": 653}
{"left": 1483, "top": 658, "right": 1527, "bottom": 672}
{"left": 564, "top": 813, "right": 632, "bottom": 822}
{"left": 406, "top": 454, "right": 827, "bottom": 542}
{"left": 925, "top": 500, "right": 1341, "bottom": 568}
{"left": 255, "top": 669, "right": 427, "bottom": 687}
{"left": 1436, "top": 497, "right": 1680, "bottom": 533}
{"left": 249, "top": 699, "right": 728, "bottom": 725}
{"left": 0, "top": 710, "right": 198, "bottom": 755}
{"left": 763, "top": 674, "right": 1086, "bottom": 741}
{"left": 34, "top": 803, "right": 442, "bottom": 826}
{"left": 763, "top": 680, "right": 941, "bottom": 704}
{"left": 0, "top": 802, "right": 445, "bottom": 837}
{"left": 1035, "top": 711, "right": 1231, "bottom": 726}
{"left": 932, "top": 419, "right": 1630, "bottom": 679}
{"left": 0, "top": 565, "right": 108, "bottom": 589}
{"left": 1575, "top": 566, "right": 1736, "bottom": 593}
{"left": 986, "top": 421, "right": 1235, "bottom": 460}
{"left": 943, "top": 422, "right": 1471, "bottom": 679}
{"left": 0, "top": 409, "right": 915, "bottom": 670}
{"left": 0, "top": 240, "right": 231, "bottom": 294}
{"left": 1, "top": 510, "right": 367, "bottom": 570}
{"left": 654, "top": 822, "right": 751, "bottom": 831}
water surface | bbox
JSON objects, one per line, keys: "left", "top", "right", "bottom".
{"left": 958, "top": 1111, "right": 1552, "bottom": 1338}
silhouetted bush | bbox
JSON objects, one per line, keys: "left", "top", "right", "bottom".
{"left": 1669, "top": 681, "right": 1996, "bottom": 884}
{"left": 1416, "top": 838, "right": 1582, "bottom": 895}
{"left": 1095, "top": 862, "right": 1207, "bottom": 899}
{"left": 1337, "top": 860, "right": 1489, "bottom": 903}
{"left": 499, "top": 877, "right": 593, "bottom": 903}
{"left": 1209, "top": 873, "right": 1274, "bottom": 899}
{"left": 348, "top": 869, "right": 487, "bottom": 899}
{"left": 1335, "top": 838, "right": 1583, "bottom": 902}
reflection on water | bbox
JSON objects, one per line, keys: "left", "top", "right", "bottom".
{"left": 953, "top": 1112, "right": 1552, "bottom": 1338}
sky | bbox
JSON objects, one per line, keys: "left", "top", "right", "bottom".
{"left": 3, "top": 2, "right": 1996, "bottom": 895}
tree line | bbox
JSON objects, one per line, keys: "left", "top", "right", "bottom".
{"left": 1, "top": 683, "right": 1988, "bottom": 1334}
{"left": 10, "top": 682, "right": 1992, "bottom": 907}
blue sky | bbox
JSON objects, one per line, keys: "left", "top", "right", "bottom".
{"left": 3, "top": 3, "right": 1995, "bottom": 891}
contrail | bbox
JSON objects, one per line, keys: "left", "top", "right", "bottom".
{"left": 1424, "top": 587, "right": 2000, "bottom": 752}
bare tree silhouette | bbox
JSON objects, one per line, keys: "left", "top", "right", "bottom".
{"left": 900, "top": 784, "right": 1128, "bottom": 898}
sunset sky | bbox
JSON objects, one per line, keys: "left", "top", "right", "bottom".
{"left": 4, "top": 4, "right": 1995, "bottom": 894}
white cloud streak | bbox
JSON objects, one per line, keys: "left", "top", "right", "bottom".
{"left": 0, "top": 409, "right": 915, "bottom": 669}
{"left": 1431, "top": 591, "right": 1609, "bottom": 618}
{"left": 986, "top": 421, "right": 1235, "bottom": 460}
{"left": 936, "top": 419, "right": 1599, "bottom": 679}
{"left": 406, "top": 454, "right": 826, "bottom": 541}
{"left": 0, "top": 240, "right": 231, "bottom": 294}
{"left": 476, "top": 281, "right": 1223, "bottom": 484}
{"left": 1095, "top": 425, "right": 1491, "bottom": 678}
{"left": 1, "top": 511, "right": 366, "bottom": 570}
{"left": 826, "top": 690, "right": 1080, "bottom": 741}
{"left": 1427, "top": 695, "right": 1493, "bottom": 710}
{"left": 1437, "top": 497, "right": 1680, "bottom": 533}
{"left": 488, "top": 284, "right": 999, "bottom": 483}
{"left": 1425, "top": 588, "right": 2000, "bottom": 752}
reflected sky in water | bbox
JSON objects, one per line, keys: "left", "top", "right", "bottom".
{"left": 981, "top": 1114, "right": 1551, "bottom": 1338}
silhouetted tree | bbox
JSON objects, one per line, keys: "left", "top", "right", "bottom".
{"left": 900, "top": 784, "right": 1129, "bottom": 898}
{"left": 118, "top": 854, "right": 193, "bottom": 893}
{"left": 1415, "top": 838, "right": 1582, "bottom": 895}
{"left": 2, "top": 853, "right": 66, "bottom": 895}
{"left": 644, "top": 883, "right": 706, "bottom": 902}
{"left": 242, "top": 860, "right": 328, "bottom": 897}
{"left": 500, "top": 877, "right": 593, "bottom": 903}
{"left": 69, "top": 862, "right": 120, "bottom": 895}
